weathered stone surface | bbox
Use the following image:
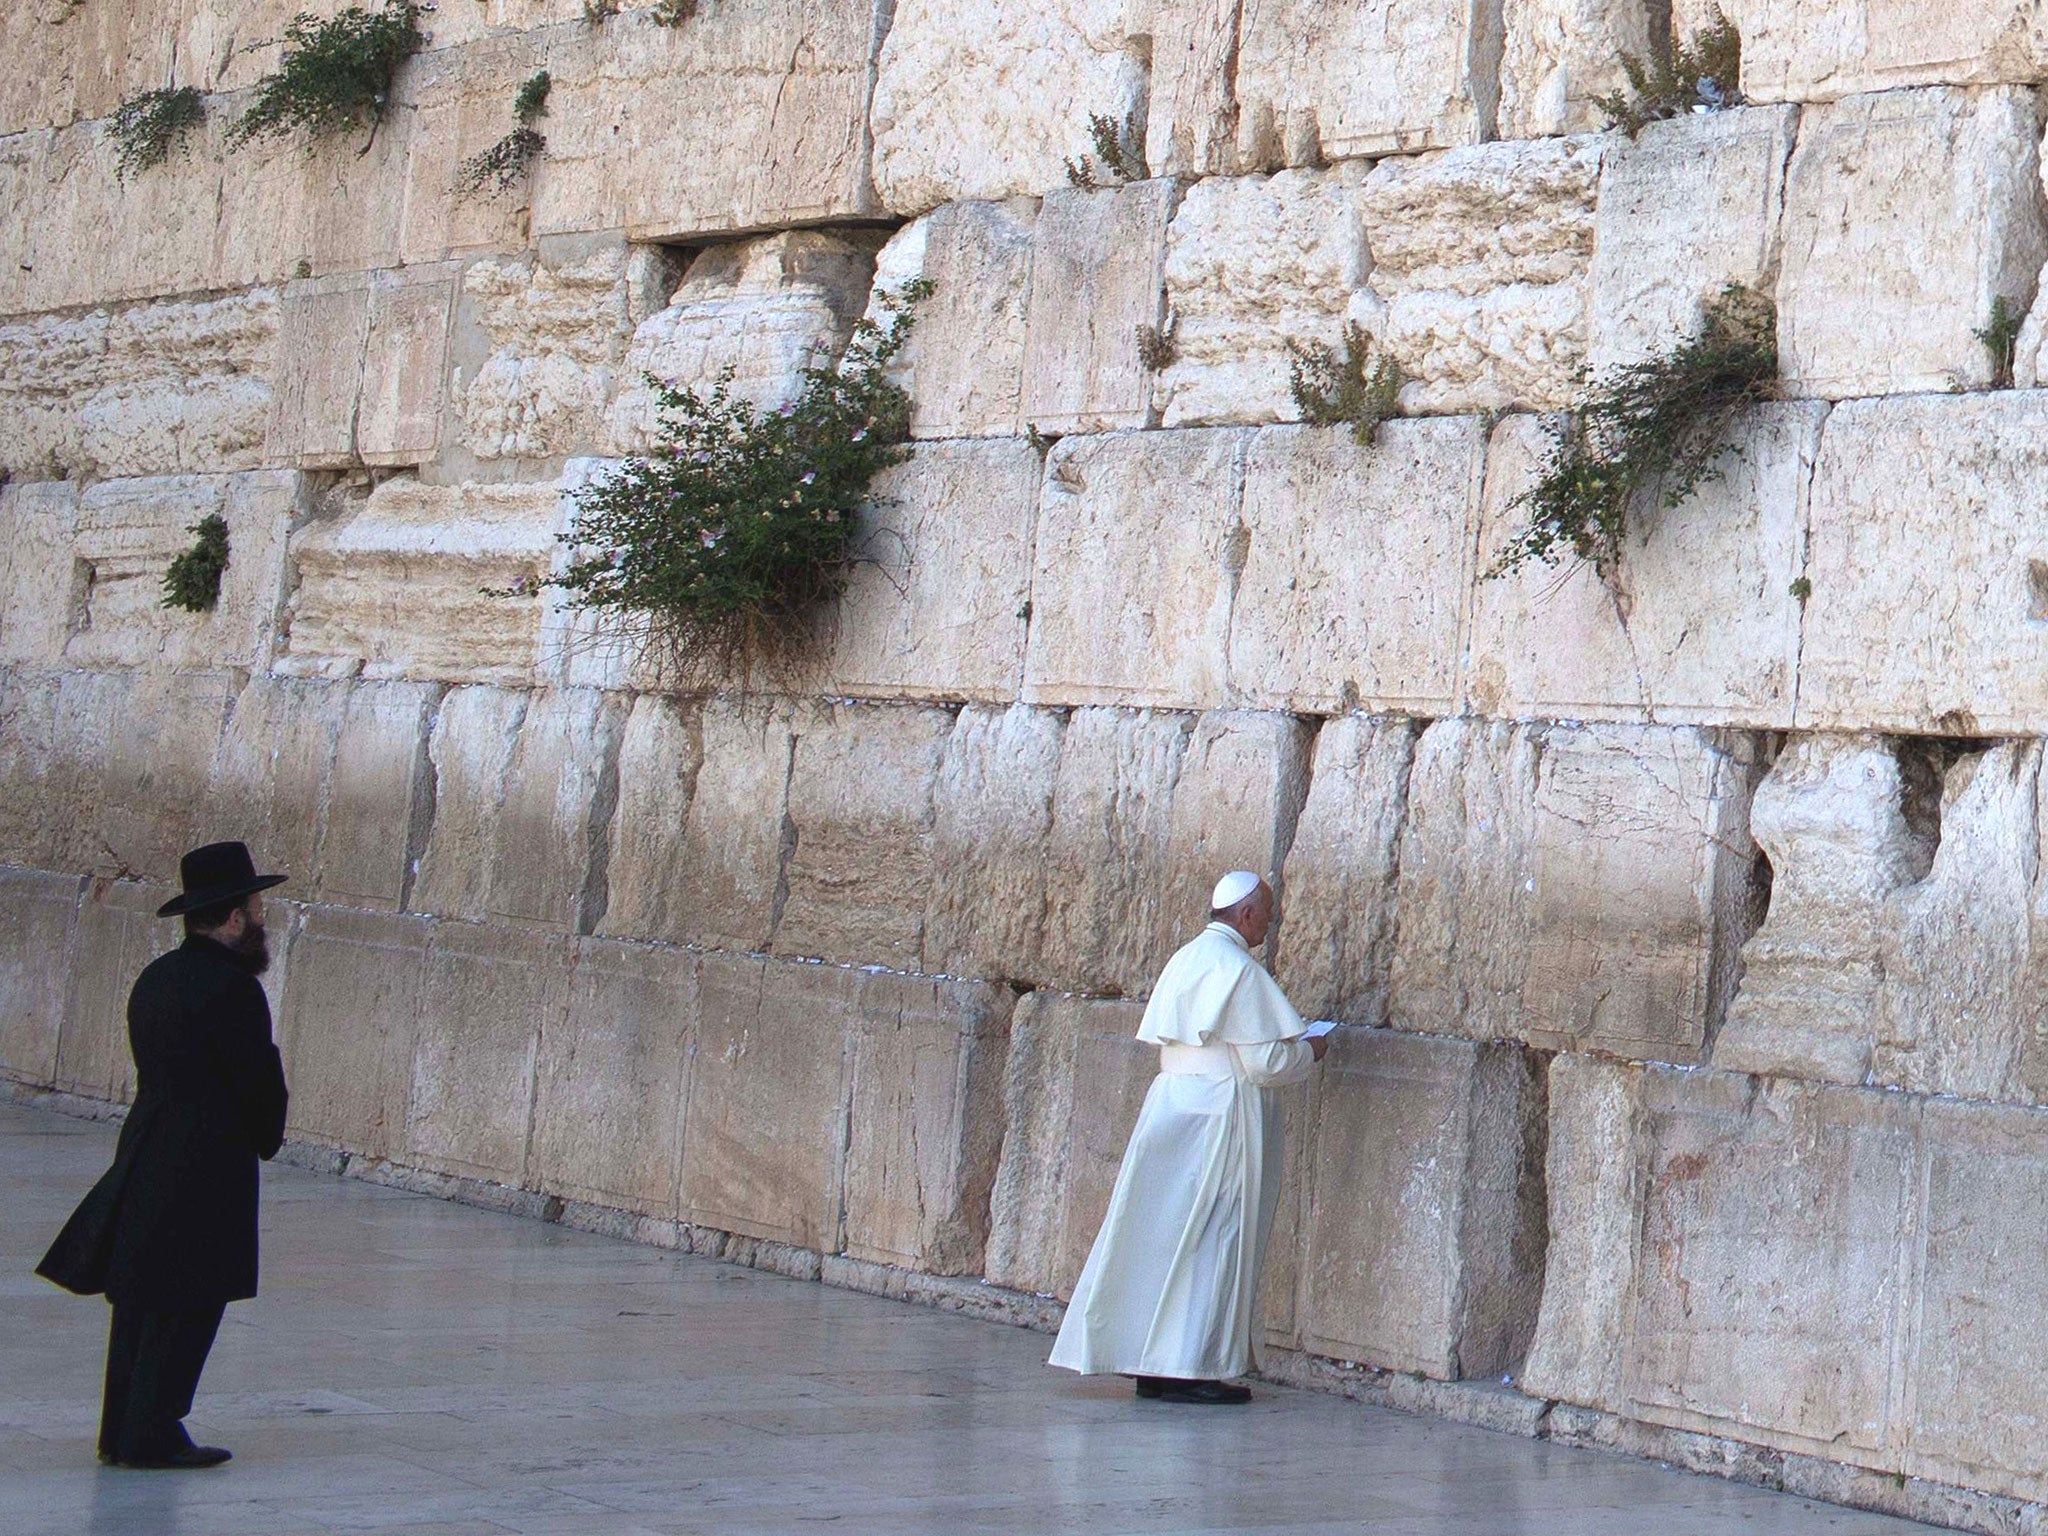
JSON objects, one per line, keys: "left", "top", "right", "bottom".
{"left": 596, "top": 694, "right": 705, "bottom": 946}
{"left": 1019, "top": 181, "right": 1175, "bottom": 435}
{"left": 1291, "top": 1030, "right": 1547, "bottom": 1380}
{"left": 984, "top": 992, "right": 1152, "bottom": 1297}
{"left": 1464, "top": 406, "right": 1822, "bottom": 726}
{"left": 774, "top": 701, "right": 956, "bottom": 968}
{"left": 1499, "top": 0, "right": 1666, "bottom": 140}
{"left": 1230, "top": 421, "right": 1483, "bottom": 714}
{"left": 605, "top": 231, "right": 877, "bottom": 453}
{"left": 1363, "top": 136, "right": 1603, "bottom": 413}
{"left": 276, "top": 907, "right": 431, "bottom": 1161}
{"left": 95, "top": 669, "right": 242, "bottom": 881}
{"left": 657, "top": 701, "right": 794, "bottom": 953}
{"left": 1233, "top": 0, "right": 1499, "bottom": 168}
{"left": 1392, "top": 718, "right": 1764, "bottom": 1063}
{"left": 827, "top": 439, "right": 1040, "bottom": 703}
{"left": 528, "top": 937, "right": 695, "bottom": 1214}
{"left": 1273, "top": 715, "right": 1419, "bottom": 1025}
{"left": 356, "top": 264, "right": 460, "bottom": 467}
{"left": 1715, "top": 736, "right": 1939, "bottom": 1084}
{"left": 264, "top": 273, "right": 372, "bottom": 469}
{"left": 1024, "top": 428, "right": 1246, "bottom": 709}
{"left": 1140, "top": 0, "right": 1239, "bottom": 177}
{"left": 1587, "top": 105, "right": 1800, "bottom": 378}
{"left": 281, "top": 478, "right": 557, "bottom": 684}
{"left": 200, "top": 678, "right": 329, "bottom": 890}
{"left": 63, "top": 472, "right": 297, "bottom": 673}
{"left": 0, "top": 481, "right": 81, "bottom": 667}
{"left": 410, "top": 686, "right": 528, "bottom": 923}
{"left": 0, "top": 290, "right": 278, "bottom": 481}
{"left": 923, "top": 703, "right": 1065, "bottom": 984}
{"left": 315, "top": 681, "right": 439, "bottom": 911}
{"left": 0, "top": 868, "right": 81, "bottom": 1088}
{"left": 680, "top": 954, "right": 856, "bottom": 1252}
{"left": 865, "top": 201, "right": 1037, "bottom": 439}
{"left": 1777, "top": 87, "right": 2046, "bottom": 399}
{"left": 53, "top": 879, "right": 174, "bottom": 1105}
{"left": 842, "top": 973, "right": 1013, "bottom": 1274}
{"left": 1797, "top": 393, "right": 2048, "bottom": 733}
{"left": 1724, "top": 0, "right": 2048, "bottom": 103}
{"left": 869, "top": 0, "right": 1142, "bottom": 211}
{"left": 405, "top": 922, "right": 570, "bottom": 1184}
{"left": 1154, "top": 167, "right": 1373, "bottom": 429}
{"left": 0, "top": 670, "right": 106, "bottom": 872}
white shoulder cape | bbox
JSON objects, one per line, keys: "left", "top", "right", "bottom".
{"left": 1134, "top": 923, "right": 1305, "bottom": 1047}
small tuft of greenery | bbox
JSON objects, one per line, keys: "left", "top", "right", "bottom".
{"left": 108, "top": 86, "right": 206, "bottom": 179}
{"left": 231, "top": 2, "right": 429, "bottom": 149}
{"left": 582, "top": 0, "right": 619, "bottom": 23}
{"left": 1788, "top": 576, "right": 1811, "bottom": 602}
{"left": 1024, "top": 423, "right": 1058, "bottom": 455}
{"left": 1976, "top": 295, "right": 2024, "bottom": 389}
{"left": 1065, "top": 112, "right": 1146, "bottom": 187}
{"left": 1598, "top": 7, "right": 1743, "bottom": 137}
{"left": 1490, "top": 283, "right": 1779, "bottom": 578}
{"left": 1288, "top": 323, "right": 1404, "bottom": 446}
{"left": 1135, "top": 320, "right": 1177, "bottom": 372}
{"left": 513, "top": 69, "right": 551, "bottom": 121}
{"left": 456, "top": 126, "right": 545, "bottom": 197}
{"left": 652, "top": 0, "right": 697, "bottom": 23}
{"left": 544, "top": 278, "right": 935, "bottom": 687}
{"left": 162, "top": 515, "right": 231, "bottom": 613}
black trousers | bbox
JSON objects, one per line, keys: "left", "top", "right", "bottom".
{"left": 99, "top": 1301, "right": 226, "bottom": 1461}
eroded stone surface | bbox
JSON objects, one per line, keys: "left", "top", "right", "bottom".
{"left": 0, "top": 868, "right": 80, "bottom": 1089}
{"left": 0, "top": 481, "right": 82, "bottom": 668}
{"left": 1498, "top": 0, "right": 1659, "bottom": 139}
{"left": 52, "top": 879, "right": 172, "bottom": 1106}
{"left": 314, "top": 681, "right": 440, "bottom": 911}
{"left": 1725, "top": 0, "right": 2048, "bottom": 103}
{"left": 597, "top": 694, "right": 706, "bottom": 946}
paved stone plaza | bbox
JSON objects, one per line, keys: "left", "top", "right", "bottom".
{"left": 2, "top": 1101, "right": 1940, "bottom": 1536}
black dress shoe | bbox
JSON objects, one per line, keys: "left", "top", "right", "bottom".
{"left": 1153, "top": 1379, "right": 1251, "bottom": 1405}
{"left": 1132, "top": 1375, "right": 1166, "bottom": 1398}
{"left": 116, "top": 1444, "right": 232, "bottom": 1470}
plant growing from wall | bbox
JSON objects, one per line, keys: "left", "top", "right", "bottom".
{"left": 1599, "top": 8, "right": 1743, "bottom": 137}
{"left": 231, "top": 2, "right": 429, "bottom": 150}
{"left": 545, "top": 279, "right": 934, "bottom": 685}
{"left": 1288, "top": 323, "right": 1403, "bottom": 446}
{"left": 162, "top": 515, "right": 230, "bottom": 613}
{"left": 1065, "top": 113, "right": 1146, "bottom": 187}
{"left": 652, "top": 0, "right": 698, "bottom": 23}
{"left": 456, "top": 69, "right": 550, "bottom": 197}
{"left": 1490, "top": 283, "right": 1778, "bottom": 577}
{"left": 1976, "top": 296, "right": 2024, "bottom": 389}
{"left": 1135, "top": 319, "right": 1177, "bottom": 372}
{"left": 108, "top": 86, "right": 206, "bottom": 179}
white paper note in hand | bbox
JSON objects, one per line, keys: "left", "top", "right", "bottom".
{"left": 1300, "top": 1018, "right": 1340, "bottom": 1040}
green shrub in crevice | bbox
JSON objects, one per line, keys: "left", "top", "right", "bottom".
{"left": 1288, "top": 323, "right": 1404, "bottom": 446}
{"left": 1599, "top": 7, "right": 1743, "bottom": 137}
{"left": 109, "top": 86, "right": 206, "bottom": 179}
{"left": 231, "top": 2, "right": 429, "bottom": 150}
{"left": 1977, "top": 295, "right": 2025, "bottom": 390}
{"left": 1065, "top": 113, "right": 1146, "bottom": 187}
{"left": 162, "top": 515, "right": 231, "bottom": 613}
{"left": 456, "top": 69, "right": 550, "bottom": 198}
{"left": 1490, "top": 283, "right": 1779, "bottom": 578}
{"left": 545, "top": 278, "right": 935, "bottom": 687}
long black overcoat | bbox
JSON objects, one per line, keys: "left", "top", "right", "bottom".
{"left": 37, "top": 936, "right": 289, "bottom": 1309}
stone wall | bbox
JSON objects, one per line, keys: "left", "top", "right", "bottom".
{"left": 8, "top": 0, "right": 2048, "bottom": 1525}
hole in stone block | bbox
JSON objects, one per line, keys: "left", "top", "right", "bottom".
{"left": 2027, "top": 558, "right": 2048, "bottom": 622}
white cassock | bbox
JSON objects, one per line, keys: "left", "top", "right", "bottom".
{"left": 1048, "top": 921, "right": 1317, "bottom": 1381}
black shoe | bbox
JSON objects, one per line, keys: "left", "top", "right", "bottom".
{"left": 115, "top": 1444, "right": 232, "bottom": 1470}
{"left": 1132, "top": 1375, "right": 1166, "bottom": 1398}
{"left": 1153, "top": 1379, "right": 1251, "bottom": 1405}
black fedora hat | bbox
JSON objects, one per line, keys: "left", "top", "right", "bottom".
{"left": 156, "top": 842, "right": 289, "bottom": 918}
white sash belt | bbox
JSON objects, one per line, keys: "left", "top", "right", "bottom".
{"left": 1157, "top": 1042, "right": 1235, "bottom": 1079}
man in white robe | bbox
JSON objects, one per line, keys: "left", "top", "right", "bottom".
{"left": 1048, "top": 871, "right": 1327, "bottom": 1405}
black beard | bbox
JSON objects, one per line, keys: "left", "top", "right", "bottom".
{"left": 229, "top": 923, "right": 271, "bottom": 976}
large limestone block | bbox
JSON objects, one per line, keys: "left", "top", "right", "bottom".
{"left": 410, "top": 687, "right": 529, "bottom": 922}
{"left": 774, "top": 701, "right": 956, "bottom": 968}
{"left": 356, "top": 264, "right": 461, "bottom": 467}
{"left": 1776, "top": 87, "right": 2046, "bottom": 398}
{"left": 0, "top": 289, "right": 278, "bottom": 481}
{"left": 63, "top": 472, "right": 297, "bottom": 673}
{"left": 314, "top": 681, "right": 440, "bottom": 910}
{"left": 1290, "top": 1030, "right": 1547, "bottom": 1380}
{"left": 1363, "top": 136, "right": 1604, "bottom": 414}
{"left": 923, "top": 703, "right": 1065, "bottom": 984}
{"left": 605, "top": 232, "right": 878, "bottom": 453}
{"left": 203, "top": 677, "right": 347, "bottom": 904}
{"left": 1392, "top": 718, "right": 1765, "bottom": 1063}
{"left": 653, "top": 701, "right": 795, "bottom": 953}
{"left": 280, "top": 478, "right": 558, "bottom": 684}
{"left": 827, "top": 439, "right": 1040, "bottom": 703}
{"left": 1140, "top": 0, "right": 1239, "bottom": 177}
{"left": 1726, "top": 0, "right": 2048, "bottom": 103}
{"left": 275, "top": 907, "right": 431, "bottom": 1160}
{"left": 1229, "top": 421, "right": 1484, "bottom": 714}
{"left": 1797, "top": 392, "right": 2048, "bottom": 733}
{"left": 869, "top": 0, "right": 1143, "bottom": 211}
{"left": 390, "top": 36, "right": 545, "bottom": 266}
{"left": 1464, "top": 405, "right": 1822, "bottom": 726}
{"left": 0, "top": 669, "right": 111, "bottom": 872}
{"left": 1154, "top": 167, "right": 1375, "bottom": 429}
{"left": 1233, "top": 0, "right": 1500, "bottom": 169}
{"left": 680, "top": 954, "right": 857, "bottom": 1251}
{"left": 1714, "top": 736, "right": 1939, "bottom": 1084}
{"left": 95, "top": 670, "right": 242, "bottom": 881}
{"left": 405, "top": 923, "right": 571, "bottom": 1185}
{"left": 534, "top": 3, "right": 883, "bottom": 241}
{"left": 1497, "top": 0, "right": 1658, "bottom": 138}
{"left": 984, "top": 992, "right": 1153, "bottom": 1297}
{"left": 842, "top": 972, "right": 1014, "bottom": 1274}
{"left": 0, "top": 868, "right": 82, "bottom": 1087}
{"left": 1023, "top": 428, "right": 1246, "bottom": 709}
{"left": 864, "top": 201, "right": 1037, "bottom": 439}
{"left": 0, "top": 481, "right": 81, "bottom": 667}
{"left": 1587, "top": 105, "right": 1800, "bottom": 377}
{"left": 264, "top": 273, "right": 373, "bottom": 469}
{"left": 528, "top": 937, "right": 696, "bottom": 1214}
{"left": 53, "top": 879, "right": 176, "bottom": 1105}
{"left": 1273, "top": 715, "right": 1420, "bottom": 1025}
{"left": 1019, "top": 181, "right": 1175, "bottom": 435}
{"left": 597, "top": 695, "right": 705, "bottom": 946}
{"left": 0, "top": 4, "right": 82, "bottom": 136}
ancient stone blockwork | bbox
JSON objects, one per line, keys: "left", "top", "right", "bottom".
{"left": 12, "top": 0, "right": 2048, "bottom": 1520}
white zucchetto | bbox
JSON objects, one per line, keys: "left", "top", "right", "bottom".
{"left": 1210, "top": 870, "right": 1262, "bottom": 911}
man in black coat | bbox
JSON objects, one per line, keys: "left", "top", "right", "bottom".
{"left": 37, "top": 842, "right": 290, "bottom": 1470}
